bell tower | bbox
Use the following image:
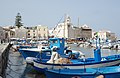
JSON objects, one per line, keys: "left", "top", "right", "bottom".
{"left": 64, "top": 14, "right": 71, "bottom": 38}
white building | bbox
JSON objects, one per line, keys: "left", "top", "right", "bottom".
{"left": 97, "top": 30, "right": 116, "bottom": 41}
{"left": 51, "top": 15, "right": 92, "bottom": 40}
{"left": 51, "top": 15, "right": 75, "bottom": 39}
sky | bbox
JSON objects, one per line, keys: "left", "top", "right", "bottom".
{"left": 0, "top": 0, "right": 120, "bottom": 37}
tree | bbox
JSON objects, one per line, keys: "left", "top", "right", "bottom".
{"left": 15, "top": 13, "right": 23, "bottom": 28}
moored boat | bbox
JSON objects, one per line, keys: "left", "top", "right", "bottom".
{"left": 33, "top": 37, "right": 120, "bottom": 73}
{"left": 45, "top": 66, "right": 120, "bottom": 78}
{"left": 18, "top": 45, "right": 51, "bottom": 63}
{"left": 18, "top": 38, "right": 82, "bottom": 64}
{"left": 33, "top": 54, "right": 120, "bottom": 72}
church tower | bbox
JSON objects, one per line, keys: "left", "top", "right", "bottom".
{"left": 64, "top": 14, "right": 72, "bottom": 38}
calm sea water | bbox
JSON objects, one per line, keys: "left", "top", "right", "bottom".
{"left": 69, "top": 44, "right": 120, "bottom": 58}
{"left": 6, "top": 44, "right": 120, "bottom": 78}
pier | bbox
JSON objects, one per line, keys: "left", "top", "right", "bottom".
{"left": 0, "top": 43, "right": 11, "bottom": 78}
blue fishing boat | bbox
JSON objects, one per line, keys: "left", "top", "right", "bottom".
{"left": 33, "top": 53, "right": 120, "bottom": 72}
{"left": 18, "top": 45, "right": 51, "bottom": 63}
{"left": 18, "top": 38, "right": 78, "bottom": 64}
{"left": 19, "top": 45, "right": 37, "bottom": 49}
{"left": 45, "top": 66, "right": 120, "bottom": 78}
{"left": 33, "top": 37, "right": 120, "bottom": 73}
{"left": 11, "top": 38, "right": 37, "bottom": 51}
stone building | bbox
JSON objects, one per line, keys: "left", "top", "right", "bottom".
{"left": 14, "top": 26, "right": 27, "bottom": 39}
{"left": 36, "top": 25, "right": 48, "bottom": 39}
{"left": 26, "top": 25, "right": 48, "bottom": 39}
{"left": 26, "top": 27, "right": 37, "bottom": 39}
{"left": 51, "top": 15, "right": 92, "bottom": 40}
{"left": 79, "top": 24, "right": 92, "bottom": 40}
{"left": 51, "top": 15, "right": 75, "bottom": 39}
{"left": 0, "top": 27, "right": 5, "bottom": 43}
{"left": 97, "top": 30, "right": 116, "bottom": 41}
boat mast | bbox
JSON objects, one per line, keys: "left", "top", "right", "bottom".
{"left": 64, "top": 14, "right": 66, "bottom": 38}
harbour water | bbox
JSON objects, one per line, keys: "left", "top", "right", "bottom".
{"left": 69, "top": 44, "right": 120, "bottom": 58}
{"left": 6, "top": 44, "right": 120, "bottom": 78}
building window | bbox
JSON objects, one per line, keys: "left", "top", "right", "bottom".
{"left": 51, "top": 40, "right": 58, "bottom": 44}
{"left": 33, "top": 36, "right": 36, "bottom": 38}
{"left": 68, "top": 24, "right": 70, "bottom": 27}
{"left": 12, "top": 33, "right": 14, "bottom": 36}
{"left": 28, "top": 30, "right": 30, "bottom": 32}
{"left": 38, "top": 34, "right": 41, "bottom": 38}
{"left": 44, "top": 34, "right": 46, "bottom": 38}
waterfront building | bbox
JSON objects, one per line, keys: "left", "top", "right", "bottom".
{"left": 26, "top": 25, "right": 48, "bottom": 40}
{"left": 3, "top": 26, "right": 26, "bottom": 39}
{"left": 51, "top": 15, "right": 92, "bottom": 40}
{"left": 26, "top": 27, "right": 37, "bottom": 39}
{"left": 0, "top": 26, "right": 16, "bottom": 43}
{"left": 8, "top": 26, "right": 16, "bottom": 38}
{"left": 109, "top": 33, "right": 116, "bottom": 41}
{"left": 79, "top": 24, "right": 92, "bottom": 40}
{"left": 51, "top": 15, "right": 75, "bottom": 39}
{"left": 3, "top": 25, "right": 48, "bottom": 40}
{"left": 0, "top": 27, "right": 5, "bottom": 43}
{"left": 3, "top": 28, "right": 15, "bottom": 42}
{"left": 36, "top": 25, "right": 48, "bottom": 39}
{"left": 14, "top": 26, "right": 27, "bottom": 39}
{"left": 97, "top": 30, "right": 116, "bottom": 41}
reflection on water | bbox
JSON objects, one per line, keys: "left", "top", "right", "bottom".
{"left": 20, "top": 64, "right": 46, "bottom": 78}
{"left": 6, "top": 49, "right": 46, "bottom": 78}
{"left": 6, "top": 44, "right": 120, "bottom": 78}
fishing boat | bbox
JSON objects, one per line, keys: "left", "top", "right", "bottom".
{"left": 11, "top": 38, "right": 37, "bottom": 51}
{"left": 18, "top": 44, "right": 51, "bottom": 63}
{"left": 18, "top": 38, "right": 63, "bottom": 63}
{"left": 33, "top": 38, "right": 120, "bottom": 73}
{"left": 45, "top": 66, "right": 120, "bottom": 78}
{"left": 18, "top": 38, "right": 81, "bottom": 64}
{"left": 33, "top": 53, "right": 120, "bottom": 72}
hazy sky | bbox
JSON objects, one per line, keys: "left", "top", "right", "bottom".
{"left": 0, "top": 0, "right": 120, "bottom": 37}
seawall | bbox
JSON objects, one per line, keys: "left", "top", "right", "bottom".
{"left": 0, "top": 43, "right": 11, "bottom": 78}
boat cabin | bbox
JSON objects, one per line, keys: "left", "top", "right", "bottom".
{"left": 49, "top": 38, "right": 65, "bottom": 55}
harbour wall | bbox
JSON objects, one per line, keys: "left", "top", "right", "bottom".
{"left": 0, "top": 43, "right": 11, "bottom": 78}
